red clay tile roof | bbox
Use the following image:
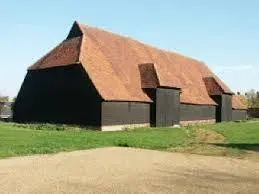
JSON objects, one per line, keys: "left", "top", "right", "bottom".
{"left": 79, "top": 32, "right": 146, "bottom": 101}
{"left": 78, "top": 23, "right": 217, "bottom": 105}
{"left": 29, "top": 36, "right": 82, "bottom": 70}
{"left": 29, "top": 21, "right": 246, "bottom": 109}
{"left": 232, "top": 95, "right": 247, "bottom": 110}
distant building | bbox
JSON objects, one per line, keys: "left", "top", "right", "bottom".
{"left": 13, "top": 21, "right": 247, "bottom": 130}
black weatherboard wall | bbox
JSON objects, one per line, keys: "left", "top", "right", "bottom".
{"left": 248, "top": 108, "right": 259, "bottom": 118}
{"left": 212, "top": 94, "right": 232, "bottom": 122}
{"left": 232, "top": 110, "right": 247, "bottom": 121}
{"left": 180, "top": 104, "right": 216, "bottom": 121}
{"left": 146, "top": 87, "right": 180, "bottom": 127}
{"left": 13, "top": 64, "right": 102, "bottom": 126}
{"left": 101, "top": 102, "right": 150, "bottom": 126}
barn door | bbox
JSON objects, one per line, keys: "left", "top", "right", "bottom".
{"left": 155, "top": 88, "right": 180, "bottom": 127}
{"left": 156, "top": 88, "right": 173, "bottom": 126}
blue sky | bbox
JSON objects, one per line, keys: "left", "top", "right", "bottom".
{"left": 0, "top": 0, "right": 258, "bottom": 97}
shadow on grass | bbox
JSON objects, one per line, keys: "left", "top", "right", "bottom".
{"left": 211, "top": 143, "right": 259, "bottom": 152}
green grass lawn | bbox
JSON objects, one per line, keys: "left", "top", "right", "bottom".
{"left": 0, "top": 122, "right": 187, "bottom": 158}
{"left": 204, "top": 121, "right": 259, "bottom": 143}
{"left": 0, "top": 121, "right": 258, "bottom": 159}
{"left": 201, "top": 121, "right": 259, "bottom": 152}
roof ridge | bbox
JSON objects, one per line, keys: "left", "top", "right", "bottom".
{"left": 77, "top": 21, "right": 204, "bottom": 64}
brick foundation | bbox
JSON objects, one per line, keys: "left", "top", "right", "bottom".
{"left": 101, "top": 123, "right": 150, "bottom": 131}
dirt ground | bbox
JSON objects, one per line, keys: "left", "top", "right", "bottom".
{"left": 0, "top": 147, "right": 258, "bottom": 194}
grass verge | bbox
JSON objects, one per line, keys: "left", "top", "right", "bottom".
{"left": 0, "top": 121, "right": 258, "bottom": 159}
{"left": 170, "top": 121, "right": 259, "bottom": 160}
{"left": 0, "top": 122, "right": 187, "bottom": 158}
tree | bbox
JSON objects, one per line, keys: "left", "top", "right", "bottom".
{"left": 0, "top": 96, "right": 9, "bottom": 102}
{"left": 0, "top": 92, "right": 11, "bottom": 102}
{"left": 12, "top": 96, "right": 17, "bottom": 102}
{"left": 0, "top": 94, "right": 9, "bottom": 114}
{"left": 245, "top": 89, "right": 259, "bottom": 108}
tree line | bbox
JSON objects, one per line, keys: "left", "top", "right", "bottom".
{"left": 0, "top": 95, "right": 12, "bottom": 114}
{"left": 244, "top": 89, "right": 259, "bottom": 108}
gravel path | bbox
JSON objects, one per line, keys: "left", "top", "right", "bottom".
{"left": 0, "top": 147, "right": 258, "bottom": 193}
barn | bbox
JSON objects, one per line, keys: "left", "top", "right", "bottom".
{"left": 13, "top": 21, "right": 247, "bottom": 130}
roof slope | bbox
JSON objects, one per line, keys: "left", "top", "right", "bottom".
{"left": 30, "top": 22, "right": 245, "bottom": 109}
{"left": 29, "top": 36, "right": 82, "bottom": 70}
{"left": 232, "top": 95, "right": 247, "bottom": 110}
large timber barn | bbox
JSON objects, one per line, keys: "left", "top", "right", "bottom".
{"left": 13, "top": 21, "right": 247, "bottom": 131}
